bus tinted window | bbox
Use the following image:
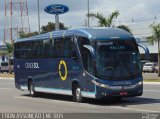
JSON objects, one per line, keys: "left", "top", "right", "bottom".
{"left": 43, "top": 39, "right": 51, "bottom": 58}
{"left": 54, "top": 38, "right": 65, "bottom": 58}
{"left": 54, "top": 37, "right": 74, "bottom": 58}
{"left": 33, "top": 41, "right": 43, "bottom": 58}
{"left": 15, "top": 37, "right": 75, "bottom": 59}
{"left": 25, "top": 42, "right": 33, "bottom": 59}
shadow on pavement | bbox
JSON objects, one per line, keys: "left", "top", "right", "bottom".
{"left": 21, "top": 92, "right": 160, "bottom": 106}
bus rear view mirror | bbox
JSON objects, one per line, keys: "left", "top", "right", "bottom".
{"left": 83, "top": 45, "right": 95, "bottom": 56}
{"left": 138, "top": 43, "right": 150, "bottom": 60}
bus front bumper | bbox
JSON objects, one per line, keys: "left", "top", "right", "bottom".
{"left": 94, "top": 81, "right": 143, "bottom": 99}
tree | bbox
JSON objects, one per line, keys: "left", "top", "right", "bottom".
{"left": 147, "top": 23, "right": 160, "bottom": 76}
{"left": 18, "top": 22, "right": 68, "bottom": 38}
{"left": 19, "top": 31, "right": 39, "bottom": 38}
{"left": 41, "top": 22, "right": 68, "bottom": 33}
{"left": 88, "top": 10, "right": 119, "bottom": 27}
{"left": 5, "top": 43, "right": 14, "bottom": 74}
{"left": 117, "top": 25, "right": 131, "bottom": 33}
{"left": 88, "top": 10, "right": 132, "bottom": 33}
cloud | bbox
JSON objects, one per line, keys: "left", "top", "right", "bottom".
{"left": 0, "top": 0, "right": 160, "bottom": 42}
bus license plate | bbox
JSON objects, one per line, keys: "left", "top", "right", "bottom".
{"left": 120, "top": 92, "right": 127, "bottom": 95}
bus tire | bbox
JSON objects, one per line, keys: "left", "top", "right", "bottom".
{"left": 29, "top": 81, "right": 37, "bottom": 97}
{"left": 73, "top": 84, "right": 83, "bottom": 103}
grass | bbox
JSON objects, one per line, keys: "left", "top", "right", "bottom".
{"left": 0, "top": 73, "right": 14, "bottom": 78}
{"left": 144, "top": 79, "right": 160, "bottom": 82}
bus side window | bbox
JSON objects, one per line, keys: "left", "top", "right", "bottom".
{"left": 64, "top": 37, "right": 77, "bottom": 59}
{"left": 64, "top": 37, "right": 72, "bottom": 58}
{"left": 33, "top": 41, "right": 43, "bottom": 58}
{"left": 14, "top": 43, "right": 20, "bottom": 59}
{"left": 54, "top": 38, "right": 65, "bottom": 58}
{"left": 53, "top": 37, "right": 76, "bottom": 59}
{"left": 43, "top": 39, "right": 51, "bottom": 58}
{"left": 25, "top": 42, "right": 33, "bottom": 59}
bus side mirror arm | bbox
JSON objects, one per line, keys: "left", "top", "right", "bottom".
{"left": 83, "top": 45, "right": 95, "bottom": 56}
{"left": 83, "top": 45, "right": 96, "bottom": 74}
{"left": 138, "top": 43, "right": 150, "bottom": 60}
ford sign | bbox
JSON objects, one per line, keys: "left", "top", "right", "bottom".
{"left": 44, "top": 4, "right": 69, "bottom": 15}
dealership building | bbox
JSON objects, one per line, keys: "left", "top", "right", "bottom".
{"left": 126, "top": 21, "right": 158, "bottom": 62}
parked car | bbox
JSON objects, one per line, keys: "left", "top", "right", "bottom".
{"left": 141, "top": 60, "right": 150, "bottom": 66}
{"left": 0, "top": 61, "right": 9, "bottom": 73}
{"left": 143, "top": 62, "right": 158, "bottom": 73}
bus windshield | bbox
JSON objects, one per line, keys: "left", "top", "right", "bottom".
{"left": 95, "top": 39, "right": 141, "bottom": 80}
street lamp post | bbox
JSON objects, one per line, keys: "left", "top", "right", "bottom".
{"left": 37, "top": 0, "right": 41, "bottom": 34}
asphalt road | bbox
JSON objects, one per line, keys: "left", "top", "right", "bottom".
{"left": 0, "top": 79, "right": 160, "bottom": 119}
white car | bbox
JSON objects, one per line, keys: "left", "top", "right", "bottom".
{"left": 0, "top": 61, "right": 9, "bottom": 73}
{"left": 143, "top": 62, "right": 158, "bottom": 73}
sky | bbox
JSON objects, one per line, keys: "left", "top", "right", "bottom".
{"left": 0, "top": 0, "right": 160, "bottom": 42}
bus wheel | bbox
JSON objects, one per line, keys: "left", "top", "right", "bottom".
{"left": 73, "top": 84, "right": 83, "bottom": 103}
{"left": 29, "top": 81, "right": 36, "bottom": 97}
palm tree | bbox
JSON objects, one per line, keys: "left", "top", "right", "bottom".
{"left": 147, "top": 23, "right": 160, "bottom": 76}
{"left": 88, "top": 10, "right": 132, "bottom": 33}
{"left": 88, "top": 10, "right": 119, "bottom": 27}
{"left": 117, "top": 25, "right": 131, "bottom": 33}
{"left": 5, "top": 43, "right": 14, "bottom": 74}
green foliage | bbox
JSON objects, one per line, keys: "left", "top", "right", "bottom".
{"left": 117, "top": 25, "right": 132, "bottom": 33}
{"left": 148, "top": 23, "right": 160, "bottom": 44}
{"left": 41, "top": 22, "right": 68, "bottom": 34}
{"left": 19, "top": 22, "right": 68, "bottom": 38}
{"left": 107, "top": 10, "right": 120, "bottom": 27}
{"left": 87, "top": 10, "right": 131, "bottom": 33}
{"left": 147, "top": 23, "right": 160, "bottom": 76}
{"left": 19, "top": 31, "right": 39, "bottom": 38}
{"left": 4, "top": 43, "right": 14, "bottom": 74}
{"left": 88, "top": 10, "right": 119, "bottom": 27}
{"left": 88, "top": 12, "right": 107, "bottom": 27}
{"left": 147, "top": 23, "right": 160, "bottom": 44}
{"left": 5, "top": 43, "right": 14, "bottom": 56}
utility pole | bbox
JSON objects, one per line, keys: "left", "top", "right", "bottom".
{"left": 87, "top": 0, "right": 90, "bottom": 27}
{"left": 37, "top": 0, "right": 41, "bottom": 34}
{"left": 4, "top": 0, "right": 30, "bottom": 43}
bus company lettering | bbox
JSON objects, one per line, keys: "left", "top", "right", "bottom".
{"left": 97, "top": 42, "right": 113, "bottom": 46}
{"left": 113, "top": 81, "right": 132, "bottom": 86}
{"left": 110, "top": 45, "right": 125, "bottom": 50}
{"left": 25, "top": 63, "right": 39, "bottom": 69}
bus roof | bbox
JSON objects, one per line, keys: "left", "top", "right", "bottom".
{"left": 14, "top": 27, "right": 134, "bottom": 43}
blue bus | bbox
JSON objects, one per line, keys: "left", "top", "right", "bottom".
{"left": 14, "top": 28, "right": 148, "bottom": 102}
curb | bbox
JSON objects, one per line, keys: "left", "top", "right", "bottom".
{"left": 143, "top": 82, "right": 160, "bottom": 85}
{"left": 0, "top": 77, "right": 14, "bottom": 80}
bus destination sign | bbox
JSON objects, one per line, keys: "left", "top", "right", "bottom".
{"left": 44, "top": 4, "right": 69, "bottom": 15}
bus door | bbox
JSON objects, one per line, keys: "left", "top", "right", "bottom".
{"left": 77, "top": 37, "right": 95, "bottom": 93}
{"left": 53, "top": 37, "right": 81, "bottom": 90}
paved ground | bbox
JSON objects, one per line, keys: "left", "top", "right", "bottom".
{"left": 0, "top": 78, "right": 160, "bottom": 119}
{"left": 143, "top": 73, "right": 160, "bottom": 80}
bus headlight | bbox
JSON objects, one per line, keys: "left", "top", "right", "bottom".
{"left": 92, "top": 80, "right": 109, "bottom": 88}
{"left": 138, "top": 81, "right": 143, "bottom": 85}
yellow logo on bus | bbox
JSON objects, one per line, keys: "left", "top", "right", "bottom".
{"left": 58, "top": 60, "right": 68, "bottom": 81}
